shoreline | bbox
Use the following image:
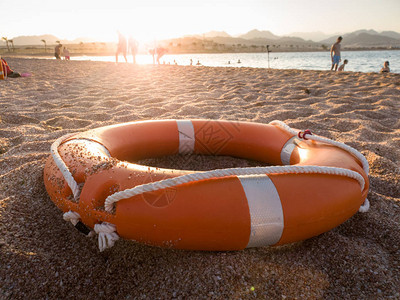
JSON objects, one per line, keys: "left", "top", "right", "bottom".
{"left": 1, "top": 45, "right": 399, "bottom": 55}
{"left": 2, "top": 47, "right": 399, "bottom": 58}
{"left": 1, "top": 57, "right": 399, "bottom": 298}
{"left": 2, "top": 50, "right": 399, "bottom": 74}
{"left": 1, "top": 54, "right": 399, "bottom": 75}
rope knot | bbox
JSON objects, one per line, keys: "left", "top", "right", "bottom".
{"left": 63, "top": 211, "right": 81, "bottom": 226}
{"left": 63, "top": 211, "right": 94, "bottom": 236}
{"left": 94, "top": 222, "right": 119, "bottom": 252}
{"left": 298, "top": 129, "right": 312, "bottom": 140}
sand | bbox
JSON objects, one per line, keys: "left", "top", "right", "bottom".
{"left": 0, "top": 57, "right": 399, "bottom": 299}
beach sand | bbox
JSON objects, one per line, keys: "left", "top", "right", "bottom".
{"left": 1, "top": 57, "right": 399, "bottom": 299}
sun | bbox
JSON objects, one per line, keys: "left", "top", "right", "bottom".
{"left": 114, "top": 6, "right": 207, "bottom": 45}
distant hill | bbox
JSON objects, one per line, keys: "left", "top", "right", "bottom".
{"left": 9, "top": 34, "right": 59, "bottom": 46}
{"left": 285, "top": 31, "right": 334, "bottom": 42}
{"left": 381, "top": 31, "right": 400, "bottom": 40}
{"left": 321, "top": 30, "right": 400, "bottom": 48}
{"left": 0, "top": 34, "right": 96, "bottom": 46}
{"left": 238, "top": 29, "right": 279, "bottom": 40}
{"left": 203, "top": 31, "right": 231, "bottom": 38}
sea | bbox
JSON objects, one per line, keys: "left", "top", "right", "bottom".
{"left": 72, "top": 50, "right": 399, "bottom": 73}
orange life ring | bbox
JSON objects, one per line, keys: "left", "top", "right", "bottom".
{"left": 44, "top": 119, "right": 369, "bottom": 251}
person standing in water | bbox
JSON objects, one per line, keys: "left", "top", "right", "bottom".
{"left": 63, "top": 47, "right": 70, "bottom": 60}
{"left": 116, "top": 32, "right": 127, "bottom": 63}
{"left": 128, "top": 36, "right": 139, "bottom": 64}
{"left": 330, "top": 36, "right": 343, "bottom": 71}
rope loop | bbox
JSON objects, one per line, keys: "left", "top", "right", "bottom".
{"left": 63, "top": 210, "right": 81, "bottom": 226}
{"left": 270, "top": 120, "right": 369, "bottom": 175}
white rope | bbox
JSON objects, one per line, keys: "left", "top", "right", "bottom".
{"left": 94, "top": 223, "right": 119, "bottom": 252}
{"left": 358, "top": 198, "right": 370, "bottom": 213}
{"left": 269, "top": 120, "right": 369, "bottom": 174}
{"left": 51, "top": 134, "right": 117, "bottom": 251}
{"left": 104, "top": 165, "right": 365, "bottom": 213}
{"left": 103, "top": 120, "right": 370, "bottom": 213}
{"left": 62, "top": 210, "right": 95, "bottom": 237}
{"left": 50, "top": 133, "right": 81, "bottom": 200}
{"left": 63, "top": 210, "right": 81, "bottom": 226}
{"left": 269, "top": 120, "right": 370, "bottom": 213}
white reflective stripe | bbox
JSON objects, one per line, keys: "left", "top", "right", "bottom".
{"left": 280, "top": 136, "right": 297, "bottom": 165}
{"left": 238, "top": 175, "right": 284, "bottom": 247}
{"left": 177, "top": 120, "right": 195, "bottom": 154}
{"left": 64, "top": 139, "right": 111, "bottom": 157}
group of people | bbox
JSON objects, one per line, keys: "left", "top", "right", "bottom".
{"left": 330, "top": 36, "right": 390, "bottom": 73}
{"left": 45, "top": 34, "right": 390, "bottom": 73}
{"left": 115, "top": 32, "right": 139, "bottom": 63}
{"left": 54, "top": 43, "right": 70, "bottom": 60}
{"left": 116, "top": 32, "right": 172, "bottom": 65}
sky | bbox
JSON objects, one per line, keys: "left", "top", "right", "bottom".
{"left": 2, "top": 0, "right": 400, "bottom": 43}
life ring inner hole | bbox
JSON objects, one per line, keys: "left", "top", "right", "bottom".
{"left": 137, "top": 153, "right": 272, "bottom": 172}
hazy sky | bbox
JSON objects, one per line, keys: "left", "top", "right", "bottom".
{"left": 2, "top": 0, "right": 400, "bottom": 42}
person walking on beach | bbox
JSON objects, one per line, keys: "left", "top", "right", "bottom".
{"left": 55, "top": 43, "right": 63, "bottom": 60}
{"left": 330, "top": 36, "right": 342, "bottom": 71}
{"left": 128, "top": 36, "right": 139, "bottom": 64}
{"left": 116, "top": 32, "right": 127, "bottom": 63}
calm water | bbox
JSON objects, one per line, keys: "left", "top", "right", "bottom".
{"left": 73, "top": 50, "right": 399, "bottom": 73}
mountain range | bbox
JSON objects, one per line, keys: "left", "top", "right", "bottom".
{"left": 202, "top": 29, "right": 400, "bottom": 43}
{"left": 2, "top": 29, "right": 400, "bottom": 49}
{"left": 191, "top": 29, "right": 400, "bottom": 49}
{"left": 319, "top": 30, "right": 400, "bottom": 47}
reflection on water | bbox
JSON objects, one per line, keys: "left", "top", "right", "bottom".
{"left": 72, "top": 50, "right": 399, "bottom": 73}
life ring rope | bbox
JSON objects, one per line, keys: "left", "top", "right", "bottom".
{"left": 272, "top": 120, "right": 370, "bottom": 213}
{"left": 270, "top": 120, "right": 370, "bottom": 174}
{"left": 103, "top": 165, "right": 366, "bottom": 213}
{"left": 102, "top": 120, "right": 370, "bottom": 214}
{"left": 50, "top": 133, "right": 81, "bottom": 200}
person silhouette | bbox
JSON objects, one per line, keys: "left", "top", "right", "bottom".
{"left": 380, "top": 61, "right": 390, "bottom": 73}
{"left": 54, "top": 43, "right": 63, "bottom": 60}
{"left": 116, "top": 32, "right": 127, "bottom": 63}
{"left": 330, "top": 36, "right": 343, "bottom": 71}
{"left": 128, "top": 36, "right": 139, "bottom": 64}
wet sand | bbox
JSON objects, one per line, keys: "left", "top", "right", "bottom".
{"left": 0, "top": 57, "right": 399, "bottom": 299}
